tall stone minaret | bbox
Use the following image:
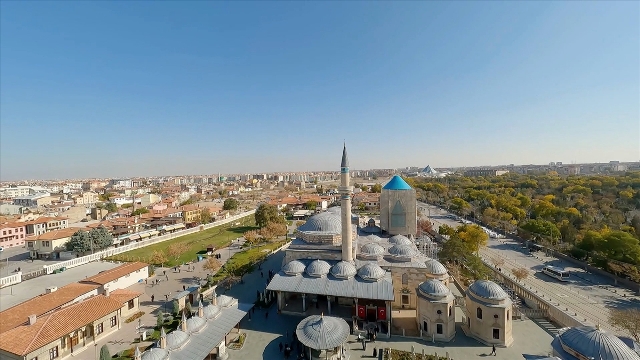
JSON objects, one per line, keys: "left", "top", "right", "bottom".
{"left": 339, "top": 144, "right": 354, "bottom": 262}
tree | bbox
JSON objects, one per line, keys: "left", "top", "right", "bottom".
{"left": 223, "top": 198, "right": 239, "bottom": 211}
{"left": 490, "top": 257, "right": 505, "bottom": 268}
{"left": 451, "top": 197, "right": 471, "bottom": 215}
{"left": 609, "top": 308, "right": 640, "bottom": 342}
{"left": 521, "top": 219, "right": 561, "bottom": 242}
{"left": 167, "top": 243, "right": 188, "bottom": 260}
{"left": 104, "top": 202, "right": 117, "bottom": 213}
{"left": 305, "top": 200, "right": 318, "bottom": 210}
{"left": 66, "top": 230, "right": 92, "bottom": 253}
{"left": 632, "top": 215, "right": 640, "bottom": 237}
{"left": 259, "top": 226, "right": 275, "bottom": 241}
{"left": 371, "top": 184, "right": 382, "bottom": 193}
{"left": 255, "top": 204, "right": 283, "bottom": 227}
{"left": 511, "top": 267, "right": 530, "bottom": 282}
{"left": 99, "top": 345, "right": 110, "bottom": 360}
{"left": 156, "top": 311, "right": 165, "bottom": 327}
{"left": 150, "top": 250, "right": 168, "bottom": 267}
{"left": 417, "top": 219, "right": 433, "bottom": 236}
{"left": 203, "top": 256, "right": 222, "bottom": 273}
{"left": 264, "top": 222, "right": 287, "bottom": 240}
{"left": 243, "top": 230, "right": 260, "bottom": 245}
{"left": 200, "top": 208, "right": 212, "bottom": 224}
{"left": 184, "top": 300, "right": 192, "bottom": 316}
{"left": 172, "top": 300, "right": 180, "bottom": 315}
{"left": 438, "top": 224, "right": 455, "bottom": 236}
{"left": 132, "top": 208, "right": 149, "bottom": 216}
{"left": 89, "top": 227, "right": 113, "bottom": 250}
{"left": 457, "top": 224, "right": 489, "bottom": 255}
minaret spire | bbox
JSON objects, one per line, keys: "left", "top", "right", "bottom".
{"left": 339, "top": 144, "right": 353, "bottom": 262}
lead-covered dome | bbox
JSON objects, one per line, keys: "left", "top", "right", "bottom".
{"left": 306, "top": 259, "right": 331, "bottom": 277}
{"left": 557, "top": 326, "right": 640, "bottom": 360}
{"left": 330, "top": 261, "right": 357, "bottom": 279}
{"left": 216, "top": 295, "right": 236, "bottom": 308}
{"left": 424, "top": 259, "right": 448, "bottom": 275}
{"left": 468, "top": 280, "right": 508, "bottom": 301}
{"left": 283, "top": 260, "right": 306, "bottom": 276}
{"left": 166, "top": 330, "right": 189, "bottom": 350}
{"left": 296, "top": 315, "right": 351, "bottom": 350}
{"left": 366, "top": 234, "right": 382, "bottom": 242}
{"left": 357, "top": 263, "right": 386, "bottom": 281}
{"left": 418, "top": 279, "right": 451, "bottom": 299}
{"left": 389, "top": 235, "right": 413, "bottom": 246}
{"left": 388, "top": 244, "right": 418, "bottom": 261}
{"left": 203, "top": 304, "right": 221, "bottom": 319}
{"left": 360, "top": 243, "right": 385, "bottom": 259}
{"left": 186, "top": 316, "right": 206, "bottom": 333}
{"left": 141, "top": 348, "right": 170, "bottom": 360}
{"left": 298, "top": 212, "right": 342, "bottom": 234}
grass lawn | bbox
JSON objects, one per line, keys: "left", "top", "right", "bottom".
{"left": 107, "top": 215, "right": 257, "bottom": 267}
{"left": 208, "top": 239, "right": 287, "bottom": 284}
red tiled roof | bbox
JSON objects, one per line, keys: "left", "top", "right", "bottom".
{"left": 81, "top": 262, "right": 148, "bottom": 285}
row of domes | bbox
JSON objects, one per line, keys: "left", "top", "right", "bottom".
{"left": 283, "top": 260, "right": 387, "bottom": 281}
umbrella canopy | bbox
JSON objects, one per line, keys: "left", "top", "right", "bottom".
{"left": 295, "top": 314, "right": 350, "bottom": 350}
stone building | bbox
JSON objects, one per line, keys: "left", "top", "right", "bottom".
{"left": 417, "top": 279, "right": 456, "bottom": 342}
{"left": 463, "top": 280, "right": 513, "bottom": 347}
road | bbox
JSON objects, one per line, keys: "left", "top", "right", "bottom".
{"left": 418, "top": 201, "right": 640, "bottom": 336}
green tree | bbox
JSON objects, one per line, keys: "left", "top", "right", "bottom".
{"left": 184, "top": 300, "right": 192, "bottom": 316}
{"left": 156, "top": 311, "right": 165, "bottom": 327}
{"left": 89, "top": 227, "right": 113, "bottom": 250}
{"left": 450, "top": 197, "right": 471, "bottom": 215}
{"left": 305, "top": 200, "right": 318, "bottom": 210}
{"left": 200, "top": 208, "right": 212, "bottom": 224}
{"left": 99, "top": 345, "right": 110, "bottom": 360}
{"left": 438, "top": 224, "right": 455, "bottom": 236}
{"left": 132, "top": 208, "right": 149, "bottom": 216}
{"left": 521, "top": 219, "right": 561, "bottom": 240}
{"left": 255, "top": 204, "right": 284, "bottom": 227}
{"left": 457, "top": 224, "right": 489, "bottom": 255}
{"left": 172, "top": 300, "right": 180, "bottom": 315}
{"left": 596, "top": 231, "right": 640, "bottom": 265}
{"left": 223, "top": 198, "right": 239, "bottom": 211}
{"left": 631, "top": 215, "right": 640, "bottom": 236}
{"left": 66, "top": 230, "right": 92, "bottom": 253}
{"left": 104, "top": 202, "right": 117, "bottom": 213}
{"left": 371, "top": 184, "right": 382, "bottom": 193}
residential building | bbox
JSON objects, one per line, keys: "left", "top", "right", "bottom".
{"left": 24, "top": 216, "right": 69, "bottom": 236}
{"left": 79, "top": 262, "right": 149, "bottom": 293}
{"left": 0, "top": 204, "right": 28, "bottom": 216}
{"left": 81, "top": 191, "right": 99, "bottom": 206}
{"left": 139, "top": 193, "right": 161, "bottom": 207}
{"left": 463, "top": 169, "right": 509, "bottom": 177}
{"left": 25, "top": 227, "right": 81, "bottom": 259}
{"left": 12, "top": 193, "right": 54, "bottom": 208}
{"left": 0, "top": 222, "right": 27, "bottom": 248}
{"left": 179, "top": 204, "right": 203, "bottom": 224}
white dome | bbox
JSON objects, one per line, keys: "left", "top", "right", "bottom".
{"left": 357, "top": 263, "right": 386, "bottom": 281}
{"left": 418, "top": 279, "right": 451, "bottom": 299}
{"left": 306, "top": 259, "right": 331, "bottom": 277}
{"left": 360, "top": 243, "right": 385, "bottom": 257}
{"left": 389, "top": 235, "right": 413, "bottom": 246}
{"left": 424, "top": 259, "right": 448, "bottom": 275}
{"left": 298, "top": 212, "right": 342, "bottom": 234}
{"left": 388, "top": 244, "right": 418, "bottom": 261}
{"left": 468, "top": 280, "right": 509, "bottom": 301}
{"left": 330, "top": 261, "right": 357, "bottom": 279}
{"left": 558, "top": 326, "right": 640, "bottom": 360}
{"left": 366, "top": 234, "right": 382, "bottom": 242}
{"left": 203, "top": 304, "right": 221, "bottom": 319}
{"left": 216, "top": 295, "right": 236, "bottom": 308}
{"left": 141, "top": 348, "right": 169, "bottom": 360}
{"left": 166, "top": 330, "right": 189, "bottom": 350}
{"left": 283, "top": 260, "right": 306, "bottom": 276}
{"left": 186, "top": 316, "right": 206, "bottom": 333}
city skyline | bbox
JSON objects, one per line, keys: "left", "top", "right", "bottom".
{"left": 1, "top": 2, "right": 638, "bottom": 180}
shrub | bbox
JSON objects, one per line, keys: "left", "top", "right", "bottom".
{"left": 125, "top": 311, "right": 145, "bottom": 323}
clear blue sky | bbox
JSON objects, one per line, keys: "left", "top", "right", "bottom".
{"left": 1, "top": 2, "right": 638, "bottom": 180}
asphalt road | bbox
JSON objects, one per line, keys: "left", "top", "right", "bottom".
{"left": 418, "top": 201, "right": 640, "bottom": 336}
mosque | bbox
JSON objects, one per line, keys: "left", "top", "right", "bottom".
{"left": 267, "top": 145, "right": 515, "bottom": 348}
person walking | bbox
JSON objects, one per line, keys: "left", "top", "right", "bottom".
{"left": 373, "top": 348, "right": 377, "bottom": 357}
{"left": 279, "top": 342, "right": 283, "bottom": 352}
{"left": 151, "top": 294, "right": 155, "bottom": 302}
{"left": 166, "top": 274, "right": 169, "bottom": 281}
{"left": 490, "top": 344, "right": 496, "bottom": 356}
{"left": 183, "top": 285, "right": 186, "bottom": 291}
{"left": 261, "top": 271, "right": 264, "bottom": 278}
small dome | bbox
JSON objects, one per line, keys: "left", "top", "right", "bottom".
{"left": 388, "top": 244, "right": 418, "bottom": 260}
{"left": 418, "top": 279, "right": 451, "bottom": 299}
{"left": 283, "top": 260, "right": 306, "bottom": 276}
{"left": 424, "top": 259, "right": 448, "bottom": 275}
{"left": 297, "top": 212, "right": 342, "bottom": 234}
{"left": 216, "top": 295, "right": 236, "bottom": 308}
{"left": 166, "top": 330, "right": 189, "bottom": 350}
{"left": 389, "top": 235, "right": 413, "bottom": 246}
{"left": 360, "top": 243, "right": 385, "bottom": 257}
{"left": 330, "top": 261, "right": 357, "bottom": 279}
{"left": 357, "top": 263, "right": 386, "bottom": 281}
{"left": 203, "top": 304, "right": 221, "bottom": 319}
{"left": 141, "top": 348, "right": 170, "bottom": 360}
{"left": 186, "top": 316, "right": 206, "bottom": 333}
{"left": 468, "top": 280, "right": 508, "bottom": 301}
{"left": 296, "top": 315, "right": 351, "bottom": 350}
{"left": 558, "top": 326, "right": 640, "bottom": 360}
{"left": 306, "top": 259, "right": 331, "bottom": 277}
{"left": 366, "top": 234, "right": 382, "bottom": 242}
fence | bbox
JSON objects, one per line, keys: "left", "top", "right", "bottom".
{"left": 0, "top": 272, "right": 22, "bottom": 288}
{"left": 41, "top": 210, "right": 256, "bottom": 275}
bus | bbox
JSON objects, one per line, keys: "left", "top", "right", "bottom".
{"left": 542, "top": 266, "right": 570, "bottom": 281}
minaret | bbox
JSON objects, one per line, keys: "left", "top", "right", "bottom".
{"left": 339, "top": 144, "right": 354, "bottom": 262}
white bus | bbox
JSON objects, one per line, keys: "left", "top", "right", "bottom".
{"left": 542, "top": 266, "right": 570, "bottom": 281}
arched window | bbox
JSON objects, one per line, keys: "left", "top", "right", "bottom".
{"left": 402, "top": 273, "right": 408, "bottom": 285}
{"left": 476, "top": 307, "right": 483, "bottom": 320}
{"left": 507, "top": 310, "right": 510, "bottom": 320}
{"left": 391, "top": 201, "right": 406, "bottom": 228}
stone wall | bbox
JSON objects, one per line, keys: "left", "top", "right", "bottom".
{"left": 390, "top": 267, "right": 429, "bottom": 309}
{"left": 380, "top": 189, "right": 417, "bottom": 236}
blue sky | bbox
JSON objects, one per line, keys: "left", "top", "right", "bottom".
{"left": 1, "top": 2, "right": 638, "bottom": 180}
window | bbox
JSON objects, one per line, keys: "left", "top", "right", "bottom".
{"left": 128, "top": 299, "right": 135, "bottom": 309}
{"left": 95, "top": 323, "right": 103, "bottom": 335}
{"left": 449, "top": 306, "right": 452, "bottom": 317}
{"left": 493, "top": 328, "right": 500, "bottom": 339}
{"left": 436, "top": 324, "right": 443, "bottom": 334}
{"left": 110, "top": 316, "right": 117, "bottom": 327}
{"left": 401, "top": 295, "right": 409, "bottom": 305}
{"left": 401, "top": 273, "right": 408, "bottom": 285}
{"left": 49, "top": 346, "right": 59, "bottom": 359}
{"left": 391, "top": 201, "right": 406, "bottom": 228}
{"left": 43, "top": 241, "right": 50, "bottom": 247}
{"left": 507, "top": 310, "right": 509, "bottom": 320}
{"left": 423, "top": 321, "right": 428, "bottom": 332}
{"left": 494, "top": 314, "right": 499, "bottom": 319}
{"left": 476, "top": 307, "right": 483, "bottom": 320}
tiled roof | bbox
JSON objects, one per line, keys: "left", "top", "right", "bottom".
{"left": 0, "top": 295, "right": 122, "bottom": 356}
{"left": 109, "top": 289, "right": 142, "bottom": 304}
{"left": 0, "top": 222, "right": 26, "bottom": 229}
{"left": 0, "top": 283, "right": 100, "bottom": 334}
{"left": 24, "top": 227, "right": 81, "bottom": 241}
{"left": 81, "top": 262, "right": 148, "bottom": 285}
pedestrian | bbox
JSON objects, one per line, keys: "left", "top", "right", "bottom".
{"left": 151, "top": 295, "right": 155, "bottom": 302}
{"left": 279, "top": 342, "right": 283, "bottom": 352}
{"left": 164, "top": 270, "right": 166, "bottom": 275}
{"left": 373, "top": 348, "right": 377, "bottom": 357}
{"left": 165, "top": 294, "right": 168, "bottom": 301}
{"left": 166, "top": 275, "right": 169, "bottom": 281}
{"left": 145, "top": 279, "right": 148, "bottom": 284}
{"left": 261, "top": 271, "right": 264, "bottom": 278}
{"left": 183, "top": 285, "right": 186, "bottom": 291}
{"left": 490, "top": 344, "right": 496, "bottom": 356}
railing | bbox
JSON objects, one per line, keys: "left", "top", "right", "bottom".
{"left": 0, "top": 272, "right": 22, "bottom": 288}
{"left": 42, "top": 210, "right": 256, "bottom": 274}
{"left": 22, "top": 269, "right": 45, "bottom": 281}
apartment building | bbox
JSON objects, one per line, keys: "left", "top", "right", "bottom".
{"left": 179, "top": 204, "right": 203, "bottom": 224}
{"left": 0, "top": 222, "right": 27, "bottom": 248}
{"left": 12, "top": 193, "right": 54, "bottom": 208}
{"left": 25, "top": 227, "right": 80, "bottom": 259}
{"left": 24, "top": 216, "right": 69, "bottom": 236}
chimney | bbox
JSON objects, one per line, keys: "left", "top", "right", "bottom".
{"left": 104, "top": 288, "right": 110, "bottom": 297}
{"left": 159, "top": 327, "right": 167, "bottom": 349}
{"left": 28, "top": 314, "right": 37, "bottom": 325}
{"left": 45, "top": 286, "right": 58, "bottom": 294}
